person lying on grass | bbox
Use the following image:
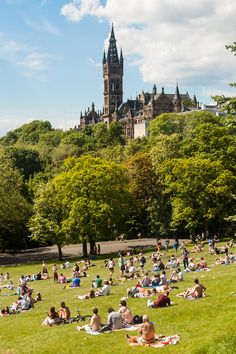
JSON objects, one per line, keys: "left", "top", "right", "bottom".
{"left": 147, "top": 291, "right": 172, "bottom": 308}
{"left": 78, "top": 307, "right": 102, "bottom": 332}
{"left": 127, "top": 286, "right": 157, "bottom": 298}
{"left": 177, "top": 278, "right": 206, "bottom": 298}
{"left": 126, "top": 315, "right": 156, "bottom": 344}
{"left": 75, "top": 289, "right": 96, "bottom": 300}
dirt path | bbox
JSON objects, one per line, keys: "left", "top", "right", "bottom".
{"left": 0, "top": 238, "right": 161, "bottom": 266}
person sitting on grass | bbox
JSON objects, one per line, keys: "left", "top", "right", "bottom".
{"left": 78, "top": 307, "right": 101, "bottom": 332}
{"left": 126, "top": 315, "right": 156, "bottom": 344}
{"left": 196, "top": 257, "right": 207, "bottom": 269}
{"left": 141, "top": 271, "right": 151, "bottom": 287}
{"left": 215, "top": 254, "right": 230, "bottom": 265}
{"left": 42, "top": 306, "right": 60, "bottom": 326}
{"left": 58, "top": 301, "right": 71, "bottom": 321}
{"left": 177, "top": 278, "right": 206, "bottom": 299}
{"left": 147, "top": 291, "right": 171, "bottom": 308}
{"left": 92, "top": 275, "right": 102, "bottom": 288}
{"left": 95, "top": 280, "right": 111, "bottom": 296}
{"left": 34, "top": 292, "right": 42, "bottom": 303}
{"left": 0, "top": 307, "right": 10, "bottom": 317}
{"left": 58, "top": 273, "right": 67, "bottom": 284}
{"left": 151, "top": 274, "right": 160, "bottom": 286}
{"left": 73, "top": 275, "right": 81, "bottom": 287}
{"left": 188, "top": 258, "right": 196, "bottom": 271}
{"left": 118, "top": 299, "right": 134, "bottom": 325}
{"left": 101, "top": 307, "right": 123, "bottom": 332}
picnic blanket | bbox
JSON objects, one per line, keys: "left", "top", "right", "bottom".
{"left": 77, "top": 325, "right": 139, "bottom": 335}
{"left": 185, "top": 295, "right": 206, "bottom": 300}
{"left": 129, "top": 334, "right": 180, "bottom": 348}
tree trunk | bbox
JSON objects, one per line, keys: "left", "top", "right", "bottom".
{"left": 57, "top": 244, "right": 63, "bottom": 261}
{"left": 82, "top": 240, "right": 88, "bottom": 258}
{"left": 190, "top": 229, "right": 196, "bottom": 243}
{"left": 89, "top": 240, "right": 95, "bottom": 255}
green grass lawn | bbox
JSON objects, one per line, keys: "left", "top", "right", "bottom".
{"left": 0, "top": 243, "right": 236, "bottom": 354}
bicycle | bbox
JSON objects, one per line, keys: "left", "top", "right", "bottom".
{"left": 62, "top": 308, "right": 92, "bottom": 324}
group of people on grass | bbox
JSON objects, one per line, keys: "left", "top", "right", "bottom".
{"left": 1, "top": 237, "right": 235, "bottom": 347}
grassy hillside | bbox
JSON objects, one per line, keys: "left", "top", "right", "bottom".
{"left": 0, "top": 242, "right": 235, "bottom": 354}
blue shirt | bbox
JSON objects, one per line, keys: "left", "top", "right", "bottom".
{"left": 73, "top": 277, "right": 80, "bottom": 287}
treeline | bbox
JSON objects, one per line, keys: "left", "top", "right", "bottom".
{"left": 0, "top": 111, "right": 235, "bottom": 258}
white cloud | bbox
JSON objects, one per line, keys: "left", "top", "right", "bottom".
{"left": 61, "top": 0, "right": 236, "bottom": 98}
{"left": 89, "top": 57, "right": 101, "bottom": 67}
{"left": 0, "top": 33, "right": 22, "bottom": 56}
{"left": 16, "top": 52, "right": 49, "bottom": 71}
{"left": 0, "top": 33, "right": 51, "bottom": 76}
{"left": 61, "top": 0, "right": 101, "bottom": 22}
{"left": 24, "top": 18, "right": 60, "bottom": 36}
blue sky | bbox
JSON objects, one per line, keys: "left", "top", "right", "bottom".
{"left": 0, "top": 0, "right": 236, "bottom": 136}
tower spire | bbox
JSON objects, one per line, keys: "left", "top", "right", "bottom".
{"left": 173, "top": 82, "right": 181, "bottom": 113}
{"left": 107, "top": 24, "right": 119, "bottom": 63}
{"left": 120, "top": 48, "right": 123, "bottom": 64}
{"left": 103, "top": 49, "right": 106, "bottom": 64}
{"left": 174, "top": 82, "right": 181, "bottom": 100}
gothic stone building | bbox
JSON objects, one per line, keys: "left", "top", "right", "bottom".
{"left": 79, "top": 25, "right": 198, "bottom": 139}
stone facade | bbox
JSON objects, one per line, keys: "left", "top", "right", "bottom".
{"left": 78, "top": 26, "right": 199, "bottom": 139}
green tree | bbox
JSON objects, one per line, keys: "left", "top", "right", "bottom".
{"left": 161, "top": 157, "right": 236, "bottom": 239}
{"left": 212, "top": 42, "right": 236, "bottom": 113}
{"left": 126, "top": 153, "right": 171, "bottom": 237}
{"left": 5, "top": 147, "right": 42, "bottom": 180}
{"left": 0, "top": 155, "right": 31, "bottom": 250}
{"left": 29, "top": 156, "right": 132, "bottom": 259}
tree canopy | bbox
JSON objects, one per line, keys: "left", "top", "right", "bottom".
{"left": 29, "top": 155, "right": 133, "bottom": 258}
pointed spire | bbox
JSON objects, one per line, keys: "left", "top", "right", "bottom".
{"left": 103, "top": 50, "right": 106, "bottom": 64}
{"left": 174, "top": 83, "right": 181, "bottom": 100}
{"left": 120, "top": 48, "right": 123, "bottom": 63}
{"left": 92, "top": 102, "right": 95, "bottom": 112}
{"left": 153, "top": 84, "right": 157, "bottom": 95}
{"left": 110, "top": 23, "right": 115, "bottom": 40}
{"left": 107, "top": 24, "right": 119, "bottom": 63}
{"left": 193, "top": 93, "right": 197, "bottom": 107}
{"left": 80, "top": 111, "right": 83, "bottom": 118}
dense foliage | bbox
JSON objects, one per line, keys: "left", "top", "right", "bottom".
{"left": 0, "top": 109, "right": 235, "bottom": 256}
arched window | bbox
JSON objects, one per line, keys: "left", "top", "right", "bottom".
{"left": 111, "top": 80, "right": 115, "bottom": 92}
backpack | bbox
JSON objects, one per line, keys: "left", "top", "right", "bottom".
{"left": 133, "top": 315, "right": 143, "bottom": 324}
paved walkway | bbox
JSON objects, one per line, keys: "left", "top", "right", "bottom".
{"left": 0, "top": 238, "right": 159, "bottom": 266}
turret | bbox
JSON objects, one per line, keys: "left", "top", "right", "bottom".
{"left": 152, "top": 84, "right": 157, "bottom": 96}
{"left": 173, "top": 83, "right": 181, "bottom": 113}
{"left": 103, "top": 50, "right": 106, "bottom": 64}
{"left": 120, "top": 49, "right": 123, "bottom": 64}
{"left": 107, "top": 23, "right": 119, "bottom": 63}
